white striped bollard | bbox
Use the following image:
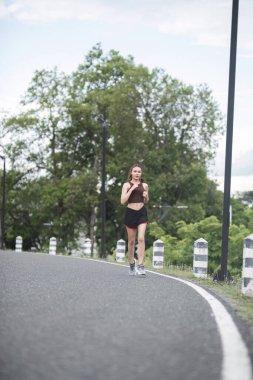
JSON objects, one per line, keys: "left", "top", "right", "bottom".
{"left": 15, "top": 236, "right": 23, "bottom": 252}
{"left": 193, "top": 238, "right": 208, "bottom": 278}
{"left": 242, "top": 233, "right": 253, "bottom": 296}
{"left": 84, "top": 238, "right": 92, "bottom": 257}
{"left": 116, "top": 239, "right": 126, "bottom": 262}
{"left": 153, "top": 239, "right": 164, "bottom": 268}
{"left": 49, "top": 237, "right": 57, "bottom": 255}
{"left": 93, "top": 241, "right": 98, "bottom": 258}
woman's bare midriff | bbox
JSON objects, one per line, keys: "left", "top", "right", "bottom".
{"left": 127, "top": 202, "right": 144, "bottom": 211}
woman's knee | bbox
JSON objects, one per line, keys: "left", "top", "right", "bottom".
{"left": 128, "top": 238, "right": 135, "bottom": 247}
{"left": 138, "top": 236, "right": 145, "bottom": 245}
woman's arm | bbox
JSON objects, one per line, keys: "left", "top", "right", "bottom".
{"left": 143, "top": 183, "right": 149, "bottom": 203}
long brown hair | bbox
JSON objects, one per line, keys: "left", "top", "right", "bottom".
{"left": 128, "top": 163, "right": 144, "bottom": 182}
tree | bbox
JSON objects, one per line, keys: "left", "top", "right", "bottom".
{"left": 2, "top": 44, "right": 225, "bottom": 253}
{"left": 236, "top": 191, "right": 253, "bottom": 206}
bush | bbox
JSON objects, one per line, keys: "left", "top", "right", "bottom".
{"left": 148, "top": 217, "right": 250, "bottom": 275}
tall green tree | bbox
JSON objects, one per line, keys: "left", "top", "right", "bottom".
{"left": 2, "top": 44, "right": 225, "bottom": 254}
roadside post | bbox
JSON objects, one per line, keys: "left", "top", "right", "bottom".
{"left": 153, "top": 239, "right": 164, "bottom": 269}
{"left": 15, "top": 236, "right": 23, "bottom": 253}
{"left": 193, "top": 238, "right": 208, "bottom": 278}
{"left": 49, "top": 237, "right": 57, "bottom": 255}
{"left": 84, "top": 238, "right": 92, "bottom": 257}
{"left": 242, "top": 233, "right": 253, "bottom": 296}
{"left": 116, "top": 239, "right": 126, "bottom": 262}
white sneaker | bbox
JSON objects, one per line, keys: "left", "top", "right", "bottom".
{"left": 129, "top": 262, "right": 136, "bottom": 276}
{"left": 136, "top": 264, "right": 146, "bottom": 276}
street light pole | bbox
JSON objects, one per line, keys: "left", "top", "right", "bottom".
{"left": 0, "top": 155, "right": 6, "bottom": 249}
{"left": 220, "top": 0, "right": 239, "bottom": 281}
{"left": 100, "top": 117, "right": 107, "bottom": 258}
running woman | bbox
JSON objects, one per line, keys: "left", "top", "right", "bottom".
{"left": 121, "top": 164, "right": 149, "bottom": 276}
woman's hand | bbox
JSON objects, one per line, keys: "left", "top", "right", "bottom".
{"left": 131, "top": 183, "right": 139, "bottom": 191}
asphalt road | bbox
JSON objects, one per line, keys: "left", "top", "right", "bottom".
{"left": 0, "top": 250, "right": 249, "bottom": 380}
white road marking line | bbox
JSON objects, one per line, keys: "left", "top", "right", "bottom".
{"left": 146, "top": 269, "right": 253, "bottom": 380}
{"left": 83, "top": 258, "right": 253, "bottom": 380}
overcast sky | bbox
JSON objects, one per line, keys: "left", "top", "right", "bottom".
{"left": 0, "top": 0, "right": 252, "bottom": 193}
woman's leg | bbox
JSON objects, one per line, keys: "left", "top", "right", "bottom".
{"left": 137, "top": 223, "right": 147, "bottom": 265}
{"left": 126, "top": 227, "right": 137, "bottom": 264}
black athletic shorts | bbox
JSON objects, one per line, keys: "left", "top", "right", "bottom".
{"left": 124, "top": 206, "right": 148, "bottom": 229}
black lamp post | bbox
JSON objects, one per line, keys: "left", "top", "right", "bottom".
{"left": 0, "top": 155, "right": 6, "bottom": 249}
{"left": 220, "top": 0, "right": 239, "bottom": 281}
{"left": 98, "top": 114, "right": 108, "bottom": 258}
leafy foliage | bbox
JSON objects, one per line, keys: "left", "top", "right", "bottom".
{"left": 1, "top": 43, "right": 250, "bottom": 270}
{"left": 148, "top": 217, "right": 250, "bottom": 275}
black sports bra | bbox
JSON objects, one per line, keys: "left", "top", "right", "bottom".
{"left": 127, "top": 182, "right": 144, "bottom": 203}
